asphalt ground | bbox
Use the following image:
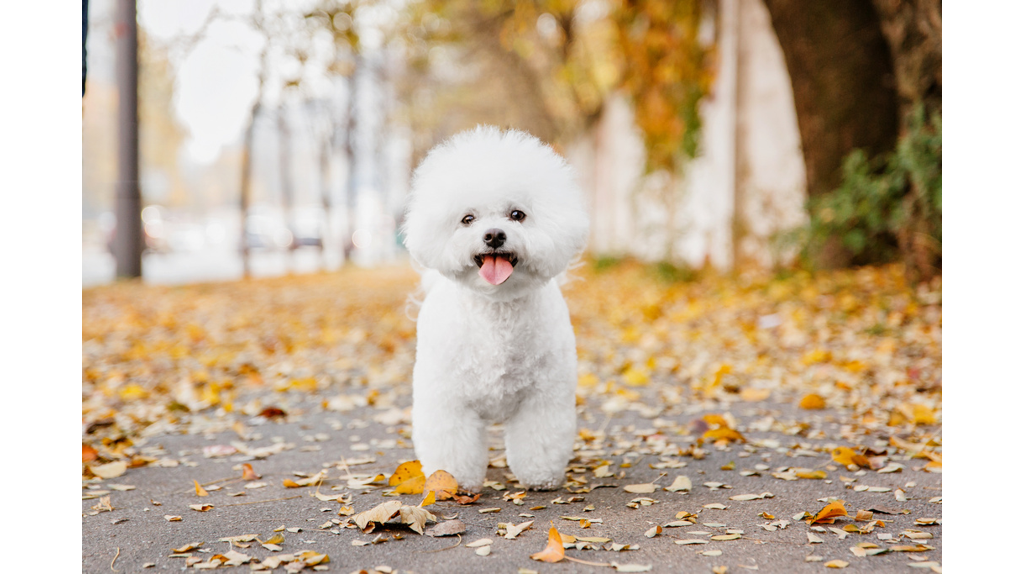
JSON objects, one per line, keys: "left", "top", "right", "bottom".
{"left": 82, "top": 390, "right": 941, "bottom": 574}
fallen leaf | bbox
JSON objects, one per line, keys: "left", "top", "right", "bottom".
{"left": 352, "top": 500, "right": 403, "bottom": 531}
{"left": 701, "top": 427, "right": 746, "bottom": 444}
{"left": 504, "top": 520, "right": 534, "bottom": 540}
{"left": 674, "top": 539, "right": 709, "bottom": 545}
{"left": 420, "top": 490, "right": 436, "bottom": 507}
{"left": 665, "top": 476, "right": 692, "bottom": 492}
{"left": 83, "top": 444, "right": 99, "bottom": 463}
{"left": 810, "top": 500, "right": 848, "bottom": 524}
{"left": 624, "top": 483, "right": 656, "bottom": 494}
{"left": 164, "top": 515, "right": 182, "bottom": 522}
{"left": 644, "top": 525, "right": 661, "bottom": 538}
{"left": 832, "top": 447, "right": 871, "bottom": 468}
{"left": 467, "top": 538, "right": 493, "bottom": 548}
{"left": 423, "top": 470, "right": 458, "bottom": 501}
{"left": 241, "top": 463, "right": 261, "bottom": 481}
{"left": 530, "top": 524, "right": 565, "bottom": 563}
{"left": 475, "top": 545, "right": 491, "bottom": 556}
{"left": 799, "top": 394, "right": 826, "bottom": 410}
{"left": 389, "top": 460, "right": 425, "bottom": 487}
{"left": 825, "top": 560, "right": 849, "bottom": 568}
{"left": 189, "top": 504, "right": 213, "bottom": 512}
{"left": 90, "top": 461, "right": 128, "bottom": 479}
{"left": 453, "top": 492, "right": 481, "bottom": 505}
{"left": 425, "top": 519, "right": 466, "bottom": 537}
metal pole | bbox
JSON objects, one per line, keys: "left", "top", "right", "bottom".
{"left": 114, "top": 0, "right": 142, "bottom": 278}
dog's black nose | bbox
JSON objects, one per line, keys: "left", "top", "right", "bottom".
{"left": 483, "top": 228, "right": 506, "bottom": 248}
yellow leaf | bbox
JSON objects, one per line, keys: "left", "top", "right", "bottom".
{"left": 388, "top": 461, "right": 424, "bottom": 486}
{"left": 420, "top": 490, "right": 436, "bottom": 507}
{"left": 530, "top": 524, "right": 565, "bottom": 563}
{"left": 810, "top": 500, "right": 848, "bottom": 524}
{"left": 282, "top": 479, "right": 301, "bottom": 488}
{"left": 799, "top": 394, "right": 826, "bottom": 410}
{"left": 394, "top": 475, "right": 425, "bottom": 495}
{"left": 423, "top": 470, "right": 458, "bottom": 501}
{"left": 194, "top": 480, "right": 209, "bottom": 497}
{"left": 832, "top": 447, "right": 871, "bottom": 468}
{"left": 795, "top": 470, "right": 827, "bottom": 480}
{"left": 701, "top": 427, "right": 745, "bottom": 444}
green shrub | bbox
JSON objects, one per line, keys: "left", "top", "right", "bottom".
{"left": 803, "top": 105, "right": 941, "bottom": 279}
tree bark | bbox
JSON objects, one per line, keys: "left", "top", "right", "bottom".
{"left": 762, "top": 0, "right": 900, "bottom": 201}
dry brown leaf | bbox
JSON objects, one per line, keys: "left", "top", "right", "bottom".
{"left": 624, "top": 483, "right": 656, "bottom": 494}
{"left": 665, "top": 475, "right": 692, "bottom": 492}
{"left": 90, "top": 461, "right": 128, "bottom": 479}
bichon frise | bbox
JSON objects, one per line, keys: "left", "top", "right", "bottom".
{"left": 402, "top": 126, "right": 589, "bottom": 491}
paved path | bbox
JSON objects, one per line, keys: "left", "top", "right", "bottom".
{"left": 82, "top": 391, "right": 941, "bottom": 574}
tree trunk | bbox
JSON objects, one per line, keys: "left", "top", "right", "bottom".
{"left": 114, "top": 0, "right": 143, "bottom": 278}
{"left": 343, "top": 58, "right": 360, "bottom": 262}
{"left": 239, "top": 101, "right": 259, "bottom": 279}
{"left": 277, "top": 106, "right": 295, "bottom": 260}
{"left": 762, "top": 0, "right": 899, "bottom": 199}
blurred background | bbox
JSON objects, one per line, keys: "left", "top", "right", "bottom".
{"left": 82, "top": 0, "right": 941, "bottom": 287}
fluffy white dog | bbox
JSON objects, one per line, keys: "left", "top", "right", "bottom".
{"left": 402, "top": 126, "right": 589, "bottom": 491}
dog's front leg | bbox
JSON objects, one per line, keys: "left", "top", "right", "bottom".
{"left": 411, "top": 396, "right": 488, "bottom": 492}
{"left": 503, "top": 387, "right": 575, "bottom": 490}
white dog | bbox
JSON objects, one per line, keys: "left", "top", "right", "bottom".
{"left": 402, "top": 126, "right": 589, "bottom": 491}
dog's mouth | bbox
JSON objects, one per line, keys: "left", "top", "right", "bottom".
{"left": 474, "top": 251, "right": 518, "bottom": 285}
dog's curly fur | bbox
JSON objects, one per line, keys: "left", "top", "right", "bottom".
{"left": 402, "top": 126, "right": 589, "bottom": 490}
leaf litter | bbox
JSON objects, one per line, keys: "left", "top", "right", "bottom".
{"left": 82, "top": 263, "right": 940, "bottom": 569}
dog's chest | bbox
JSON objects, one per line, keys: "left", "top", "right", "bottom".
{"left": 451, "top": 305, "right": 554, "bottom": 418}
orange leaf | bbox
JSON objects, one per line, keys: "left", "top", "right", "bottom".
{"left": 194, "top": 480, "right": 209, "bottom": 497}
{"left": 423, "top": 470, "right": 459, "bottom": 501}
{"left": 810, "top": 500, "right": 848, "bottom": 524}
{"left": 530, "top": 524, "right": 565, "bottom": 563}
{"left": 832, "top": 447, "right": 871, "bottom": 468}
{"left": 283, "top": 479, "right": 301, "bottom": 488}
{"left": 241, "top": 463, "right": 260, "bottom": 481}
{"left": 799, "top": 394, "right": 826, "bottom": 410}
{"left": 82, "top": 444, "right": 98, "bottom": 463}
{"left": 388, "top": 461, "right": 424, "bottom": 487}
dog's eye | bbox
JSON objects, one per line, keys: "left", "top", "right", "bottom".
{"left": 461, "top": 214, "right": 475, "bottom": 225}
{"left": 509, "top": 210, "right": 526, "bottom": 222}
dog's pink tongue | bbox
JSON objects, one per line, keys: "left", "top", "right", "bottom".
{"left": 479, "top": 255, "right": 514, "bottom": 285}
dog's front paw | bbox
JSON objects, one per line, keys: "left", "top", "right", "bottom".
{"left": 521, "top": 477, "right": 563, "bottom": 491}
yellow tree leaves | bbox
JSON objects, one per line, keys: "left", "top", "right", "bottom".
{"left": 530, "top": 524, "right": 565, "bottom": 563}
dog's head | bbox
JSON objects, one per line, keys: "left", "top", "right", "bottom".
{"left": 402, "top": 126, "right": 589, "bottom": 298}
